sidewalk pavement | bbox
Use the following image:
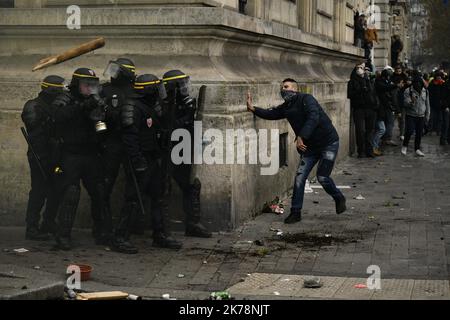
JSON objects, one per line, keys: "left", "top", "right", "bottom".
{"left": 1, "top": 134, "right": 450, "bottom": 300}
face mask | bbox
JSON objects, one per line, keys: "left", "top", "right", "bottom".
{"left": 356, "top": 68, "right": 365, "bottom": 77}
{"left": 280, "top": 90, "right": 297, "bottom": 102}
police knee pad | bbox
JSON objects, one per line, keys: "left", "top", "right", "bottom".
{"left": 63, "top": 185, "right": 81, "bottom": 206}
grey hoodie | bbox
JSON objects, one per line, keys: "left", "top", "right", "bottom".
{"left": 404, "top": 87, "right": 430, "bottom": 120}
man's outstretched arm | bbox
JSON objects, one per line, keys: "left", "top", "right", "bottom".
{"left": 247, "top": 91, "right": 286, "bottom": 120}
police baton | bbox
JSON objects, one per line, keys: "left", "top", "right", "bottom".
{"left": 20, "top": 127, "right": 48, "bottom": 180}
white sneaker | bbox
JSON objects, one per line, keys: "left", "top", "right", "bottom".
{"left": 401, "top": 147, "right": 407, "bottom": 155}
{"left": 400, "top": 136, "right": 405, "bottom": 141}
{"left": 415, "top": 149, "right": 425, "bottom": 157}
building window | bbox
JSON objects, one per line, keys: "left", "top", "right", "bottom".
{"left": 279, "top": 133, "right": 288, "bottom": 168}
{"left": 0, "top": 0, "right": 14, "bottom": 8}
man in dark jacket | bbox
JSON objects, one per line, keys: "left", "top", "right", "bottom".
{"left": 21, "top": 75, "right": 65, "bottom": 240}
{"left": 247, "top": 79, "right": 346, "bottom": 224}
{"left": 375, "top": 68, "right": 401, "bottom": 146}
{"left": 347, "top": 63, "right": 378, "bottom": 158}
{"left": 440, "top": 78, "right": 450, "bottom": 145}
{"left": 428, "top": 71, "right": 445, "bottom": 138}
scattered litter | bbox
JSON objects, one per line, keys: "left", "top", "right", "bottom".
{"left": 374, "top": 181, "right": 378, "bottom": 184}
{"left": 324, "top": 234, "right": 332, "bottom": 238}
{"left": 400, "top": 208, "right": 405, "bottom": 211}
{"left": 314, "top": 192, "right": 319, "bottom": 195}
{"left": 281, "top": 278, "right": 291, "bottom": 282}
{"left": 276, "top": 231, "right": 283, "bottom": 236}
{"left": 392, "top": 195, "right": 405, "bottom": 200}
{"left": 162, "top": 294, "right": 171, "bottom": 300}
{"left": 354, "top": 284, "right": 367, "bottom": 289}
{"left": 368, "top": 216, "right": 375, "bottom": 220}
{"left": 273, "top": 291, "right": 280, "bottom": 296}
{"left": 13, "top": 248, "right": 29, "bottom": 253}
{"left": 351, "top": 207, "right": 355, "bottom": 210}
{"left": 203, "top": 260, "right": 208, "bottom": 264}
{"left": 313, "top": 201, "right": 319, "bottom": 204}
{"left": 254, "top": 240, "right": 265, "bottom": 246}
{"left": 177, "top": 274, "right": 185, "bottom": 278}
{"left": 354, "top": 195, "right": 365, "bottom": 200}
{"left": 65, "top": 287, "right": 77, "bottom": 299}
{"left": 255, "top": 248, "right": 270, "bottom": 257}
{"left": 262, "top": 196, "right": 285, "bottom": 215}
{"left": 21, "top": 285, "right": 28, "bottom": 290}
{"left": 33, "top": 266, "right": 40, "bottom": 270}
{"left": 210, "top": 291, "right": 232, "bottom": 300}
{"left": 172, "top": 220, "right": 183, "bottom": 224}
{"left": 343, "top": 171, "right": 353, "bottom": 176}
{"left": 304, "top": 277, "right": 322, "bottom": 288}
{"left": 384, "top": 201, "right": 400, "bottom": 207}
{"left": 401, "top": 165, "right": 413, "bottom": 168}
{"left": 104, "top": 247, "right": 111, "bottom": 251}
{"left": 127, "top": 294, "right": 142, "bottom": 300}
{"left": 384, "top": 179, "right": 390, "bottom": 183}
{"left": 76, "top": 291, "right": 129, "bottom": 300}
{"left": 437, "top": 208, "right": 441, "bottom": 210}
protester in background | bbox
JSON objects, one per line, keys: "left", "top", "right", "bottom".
{"left": 401, "top": 74, "right": 430, "bottom": 157}
{"left": 440, "top": 77, "right": 450, "bottom": 145}
{"left": 376, "top": 66, "right": 401, "bottom": 147}
{"left": 392, "top": 65, "right": 409, "bottom": 140}
{"left": 391, "top": 35, "right": 403, "bottom": 68}
{"left": 428, "top": 71, "right": 445, "bottom": 137}
{"left": 347, "top": 62, "right": 378, "bottom": 158}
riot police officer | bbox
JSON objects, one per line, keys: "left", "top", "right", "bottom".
{"left": 52, "top": 68, "right": 108, "bottom": 250}
{"left": 21, "top": 75, "right": 65, "bottom": 240}
{"left": 120, "top": 74, "right": 182, "bottom": 249}
{"left": 162, "top": 70, "right": 211, "bottom": 238}
{"left": 100, "top": 58, "right": 139, "bottom": 252}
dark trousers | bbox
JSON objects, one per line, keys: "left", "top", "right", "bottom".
{"left": 116, "top": 155, "right": 168, "bottom": 238}
{"left": 171, "top": 163, "right": 201, "bottom": 225}
{"left": 430, "top": 106, "right": 443, "bottom": 133}
{"left": 353, "top": 108, "right": 376, "bottom": 156}
{"left": 403, "top": 115, "right": 425, "bottom": 151}
{"left": 25, "top": 154, "right": 59, "bottom": 231}
{"left": 441, "top": 109, "right": 450, "bottom": 143}
{"left": 56, "top": 152, "right": 106, "bottom": 239}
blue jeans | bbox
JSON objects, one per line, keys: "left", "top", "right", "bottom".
{"left": 291, "top": 141, "right": 343, "bottom": 210}
{"left": 372, "top": 120, "right": 386, "bottom": 149}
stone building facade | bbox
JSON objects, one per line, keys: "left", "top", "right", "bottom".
{"left": 0, "top": 0, "right": 367, "bottom": 231}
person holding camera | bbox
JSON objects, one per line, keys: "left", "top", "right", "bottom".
{"left": 52, "top": 68, "right": 109, "bottom": 250}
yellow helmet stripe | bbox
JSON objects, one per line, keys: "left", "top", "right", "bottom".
{"left": 134, "top": 80, "right": 160, "bottom": 86}
{"left": 162, "top": 74, "right": 188, "bottom": 82}
{"left": 121, "top": 64, "right": 136, "bottom": 70}
{"left": 73, "top": 73, "right": 98, "bottom": 79}
{"left": 41, "top": 81, "right": 64, "bottom": 88}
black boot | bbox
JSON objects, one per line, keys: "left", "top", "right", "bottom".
{"left": 153, "top": 232, "right": 182, "bottom": 249}
{"left": 39, "top": 220, "right": 58, "bottom": 235}
{"left": 111, "top": 237, "right": 138, "bottom": 254}
{"left": 334, "top": 195, "right": 347, "bottom": 214}
{"left": 185, "top": 179, "right": 212, "bottom": 238}
{"left": 56, "top": 237, "right": 72, "bottom": 251}
{"left": 26, "top": 226, "right": 50, "bottom": 241}
{"left": 186, "top": 222, "right": 212, "bottom": 238}
{"left": 284, "top": 208, "right": 302, "bottom": 224}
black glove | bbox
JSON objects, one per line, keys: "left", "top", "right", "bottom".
{"left": 52, "top": 92, "right": 72, "bottom": 108}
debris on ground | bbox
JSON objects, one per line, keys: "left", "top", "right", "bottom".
{"left": 368, "top": 216, "right": 375, "bottom": 220}
{"left": 384, "top": 201, "right": 400, "bottom": 207}
{"left": 392, "top": 195, "right": 406, "bottom": 200}
{"left": 305, "top": 180, "right": 313, "bottom": 193}
{"left": 76, "top": 291, "right": 130, "bottom": 300}
{"left": 354, "top": 284, "right": 368, "bottom": 289}
{"left": 313, "top": 201, "right": 319, "bottom": 204}
{"left": 354, "top": 195, "right": 365, "bottom": 200}
{"left": 33, "top": 266, "right": 40, "bottom": 270}
{"left": 262, "top": 196, "right": 285, "bottom": 215}
{"left": 303, "top": 277, "right": 323, "bottom": 288}
{"left": 210, "top": 291, "right": 232, "bottom": 300}
{"left": 273, "top": 291, "right": 280, "bottom": 296}
{"left": 255, "top": 247, "right": 270, "bottom": 257}
{"left": 254, "top": 240, "right": 265, "bottom": 246}
{"left": 343, "top": 171, "right": 352, "bottom": 176}
{"left": 177, "top": 274, "right": 185, "bottom": 278}
{"left": 13, "top": 248, "right": 29, "bottom": 253}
